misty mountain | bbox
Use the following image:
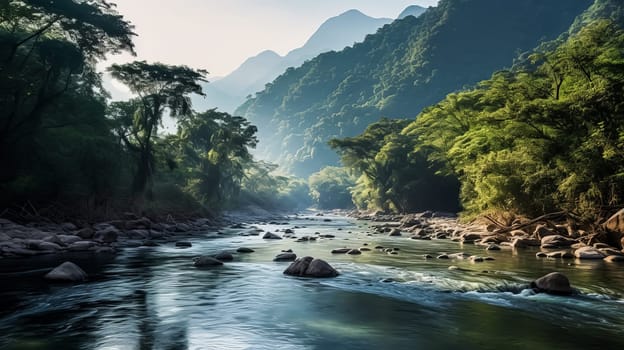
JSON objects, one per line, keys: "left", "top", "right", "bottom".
{"left": 235, "top": 0, "right": 594, "bottom": 177}
{"left": 192, "top": 9, "right": 394, "bottom": 113}
{"left": 398, "top": 5, "right": 427, "bottom": 19}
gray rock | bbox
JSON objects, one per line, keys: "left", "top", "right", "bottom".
{"left": 331, "top": 248, "right": 351, "bottom": 254}
{"left": 574, "top": 246, "right": 605, "bottom": 259}
{"left": 94, "top": 227, "right": 119, "bottom": 243}
{"left": 273, "top": 252, "right": 297, "bottom": 261}
{"left": 485, "top": 244, "right": 501, "bottom": 251}
{"left": 531, "top": 272, "right": 574, "bottom": 295}
{"left": 75, "top": 228, "right": 94, "bottom": 239}
{"left": 214, "top": 251, "right": 234, "bottom": 261}
{"left": 236, "top": 247, "right": 255, "bottom": 253}
{"left": 262, "top": 232, "right": 282, "bottom": 240}
{"left": 68, "top": 241, "right": 97, "bottom": 251}
{"left": 546, "top": 251, "right": 574, "bottom": 259}
{"left": 61, "top": 223, "right": 78, "bottom": 231}
{"left": 283, "top": 256, "right": 339, "bottom": 278}
{"left": 604, "top": 255, "right": 624, "bottom": 262}
{"left": 347, "top": 249, "right": 362, "bottom": 255}
{"left": 57, "top": 235, "right": 82, "bottom": 245}
{"left": 388, "top": 229, "right": 402, "bottom": 237}
{"left": 45, "top": 262, "right": 87, "bottom": 282}
{"left": 541, "top": 235, "right": 576, "bottom": 248}
{"left": 37, "top": 241, "right": 63, "bottom": 251}
{"left": 193, "top": 256, "right": 223, "bottom": 267}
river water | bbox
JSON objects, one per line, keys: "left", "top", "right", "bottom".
{"left": 1, "top": 213, "right": 623, "bottom": 350}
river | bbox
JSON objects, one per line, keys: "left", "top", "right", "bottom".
{"left": 1, "top": 212, "right": 623, "bottom": 349}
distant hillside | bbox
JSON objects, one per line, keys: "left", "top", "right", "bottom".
{"left": 236, "top": 0, "right": 593, "bottom": 177}
{"left": 193, "top": 9, "right": 393, "bottom": 113}
{"left": 398, "top": 5, "right": 427, "bottom": 19}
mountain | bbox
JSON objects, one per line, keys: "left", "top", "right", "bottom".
{"left": 398, "top": 5, "right": 427, "bottom": 19}
{"left": 235, "top": 0, "right": 594, "bottom": 177}
{"left": 193, "top": 9, "right": 393, "bottom": 113}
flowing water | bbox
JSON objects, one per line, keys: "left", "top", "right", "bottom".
{"left": 1, "top": 213, "right": 623, "bottom": 350}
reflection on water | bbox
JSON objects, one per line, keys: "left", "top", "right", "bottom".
{"left": 1, "top": 213, "right": 624, "bottom": 350}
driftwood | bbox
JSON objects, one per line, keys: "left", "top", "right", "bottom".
{"left": 491, "top": 211, "right": 567, "bottom": 234}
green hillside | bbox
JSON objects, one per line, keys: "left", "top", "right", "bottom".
{"left": 237, "top": 0, "right": 593, "bottom": 176}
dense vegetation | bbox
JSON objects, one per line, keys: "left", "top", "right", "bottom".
{"left": 237, "top": 0, "right": 593, "bottom": 177}
{"left": 0, "top": 0, "right": 309, "bottom": 219}
{"left": 332, "top": 0, "right": 624, "bottom": 218}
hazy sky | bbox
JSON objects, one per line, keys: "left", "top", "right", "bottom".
{"left": 105, "top": 0, "right": 439, "bottom": 77}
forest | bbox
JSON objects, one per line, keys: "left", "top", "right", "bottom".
{"left": 0, "top": 0, "right": 310, "bottom": 221}
{"left": 1, "top": 0, "right": 624, "bottom": 223}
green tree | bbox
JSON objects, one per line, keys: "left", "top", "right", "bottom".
{"left": 107, "top": 61, "right": 207, "bottom": 201}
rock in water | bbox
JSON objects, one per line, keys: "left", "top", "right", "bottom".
{"left": 214, "top": 251, "right": 234, "bottom": 261}
{"left": 44, "top": 262, "right": 88, "bottom": 282}
{"left": 273, "top": 252, "right": 297, "bottom": 261}
{"left": 262, "top": 232, "right": 282, "bottom": 240}
{"left": 574, "top": 246, "right": 606, "bottom": 259}
{"left": 237, "top": 247, "right": 255, "bottom": 253}
{"left": 530, "top": 272, "right": 574, "bottom": 295}
{"left": 283, "top": 256, "right": 339, "bottom": 278}
{"left": 193, "top": 256, "right": 223, "bottom": 267}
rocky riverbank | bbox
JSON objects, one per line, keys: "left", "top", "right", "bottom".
{"left": 348, "top": 209, "right": 624, "bottom": 263}
{"left": 0, "top": 210, "right": 258, "bottom": 259}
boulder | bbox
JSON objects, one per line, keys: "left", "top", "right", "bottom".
{"left": 388, "top": 229, "right": 402, "bottom": 237}
{"left": 273, "top": 252, "right": 297, "bottom": 261}
{"left": 61, "top": 223, "right": 78, "bottom": 231}
{"left": 604, "top": 255, "right": 624, "bottom": 262}
{"left": 262, "top": 232, "right": 282, "bottom": 240}
{"left": 530, "top": 272, "right": 574, "bottom": 295}
{"left": 37, "top": 241, "right": 63, "bottom": 251}
{"left": 485, "top": 244, "right": 501, "bottom": 251}
{"left": 236, "top": 247, "right": 255, "bottom": 253}
{"left": 546, "top": 251, "right": 574, "bottom": 259}
{"left": 511, "top": 238, "right": 540, "bottom": 248}
{"left": 94, "top": 227, "right": 119, "bottom": 243}
{"left": 193, "top": 256, "right": 223, "bottom": 267}
{"left": 347, "top": 249, "right": 362, "bottom": 255}
{"left": 68, "top": 241, "right": 97, "bottom": 251}
{"left": 574, "top": 246, "right": 606, "bottom": 259}
{"left": 214, "top": 251, "right": 234, "bottom": 261}
{"left": 75, "top": 228, "right": 94, "bottom": 239}
{"left": 44, "top": 262, "right": 88, "bottom": 282}
{"left": 283, "top": 256, "right": 339, "bottom": 278}
{"left": 541, "top": 235, "right": 575, "bottom": 248}
{"left": 331, "top": 248, "right": 351, "bottom": 254}
{"left": 534, "top": 224, "right": 556, "bottom": 239}
{"left": 460, "top": 232, "right": 482, "bottom": 243}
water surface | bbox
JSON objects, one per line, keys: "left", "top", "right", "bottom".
{"left": 1, "top": 213, "right": 623, "bottom": 349}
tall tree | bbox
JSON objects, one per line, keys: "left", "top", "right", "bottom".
{"left": 108, "top": 61, "right": 207, "bottom": 200}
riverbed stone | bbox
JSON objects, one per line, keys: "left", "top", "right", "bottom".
{"left": 546, "top": 251, "right": 574, "bottom": 259}
{"left": 331, "top": 248, "right": 351, "bottom": 254}
{"left": 531, "top": 272, "right": 574, "bottom": 295}
{"left": 193, "top": 256, "right": 223, "bottom": 267}
{"left": 68, "top": 241, "right": 97, "bottom": 251}
{"left": 237, "top": 247, "right": 255, "bottom": 253}
{"left": 283, "top": 256, "right": 339, "bottom": 278}
{"left": 604, "top": 255, "right": 624, "bottom": 262}
{"left": 214, "top": 251, "right": 234, "bottom": 261}
{"left": 45, "top": 262, "right": 88, "bottom": 282}
{"left": 347, "top": 249, "right": 362, "bottom": 255}
{"left": 274, "top": 252, "right": 297, "bottom": 261}
{"left": 541, "top": 235, "right": 575, "bottom": 248}
{"left": 262, "top": 232, "right": 282, "bottom": 240}
{"left": 75, "top": 228, "right": 94, "bottom": 239}
{"left": 485, "top": 244, "right": 501, "bottom": 251}
{"left": 574, "top": 246, "right": 606, "bottom": 259}
{"left": 94, "top": 227, "right": 118, "bottom": 243}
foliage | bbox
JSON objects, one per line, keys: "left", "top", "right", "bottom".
{"left": 308, "top": 167, "right": 355, "bottom": 209}
{"left": 330, "top": 119, "right": 459, "bottom": 213}
{"left": 107, "top": 61, "right": 207, "bottom": 200}
{"left": 236, "top": 0, "right": 593, "bottom": 177}
{"left": 404, "top": 19, "right": 624, "bottom": 218}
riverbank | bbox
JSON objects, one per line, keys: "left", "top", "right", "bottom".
{"left": 348, "top": 209, "right": 624, "bottom": 263}
{"left": 0, "top": 206, "right": 292, "bottom": 259}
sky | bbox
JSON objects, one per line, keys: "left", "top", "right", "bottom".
{"left": 104, "top": 0, "right": 439, "bottom": 77}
